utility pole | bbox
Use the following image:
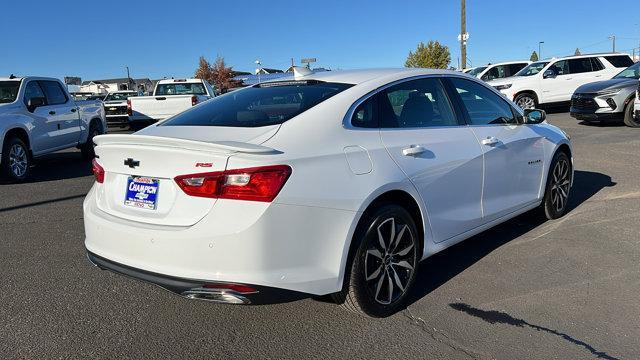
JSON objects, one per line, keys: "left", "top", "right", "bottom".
{"left": 460, "top": 0, "right": 467, "bottom": 70}
{"left": 609, "top": 35, "right": 616, "bottom": 52}
{"left": 125, "top": 66, "right": 133, "bottom": 90}
{"left": 538, "top": 41, "right": 544, "bottom": 60}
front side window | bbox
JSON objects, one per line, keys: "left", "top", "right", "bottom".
{"left": 162, "top": 81, "right": 352, "bottom": 127}
{"left": 0, "top": 81, "right": 20, "bottom": 104}
{"left": 482, "top": 66, "right": 506, "bottom": 81}
{"left": 515, "top": 62, "right": 549, "bottom": 76}
{"left": 39, "top": 81, "right": 68, "bottom": 105}
{"left": 568, "top": 58, "right": 593, "bottom": 74}
{"left": 155, "top": 83, "right": 207, "bottom": 96}
{"left": 449, "top": 77, "right": 516, "bottom": 125}
{"left": 23, "top": 81, "right": 46, "bottom": 106}
{"left": 548, "top": 60, "right": 569, "bottom": 76}
{"left": 380, "top": 78, "right": 457, "bottom": 128}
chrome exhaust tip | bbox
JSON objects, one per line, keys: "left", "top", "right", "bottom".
{"left": 181, "top": 287, "right": 252, "bottom": 305}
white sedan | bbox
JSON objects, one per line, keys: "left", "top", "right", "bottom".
{"left": 84, "top": 68, "right": 573, "bottom": 317}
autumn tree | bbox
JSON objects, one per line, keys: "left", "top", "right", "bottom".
{"left": 194, "top": 55, "right": 241, "bottom": 94}
{"left": 530, "top": 51, "right": 539, "bottom": 62}
{"left": 405, "top": 41, "right": 451, "bottom": 69}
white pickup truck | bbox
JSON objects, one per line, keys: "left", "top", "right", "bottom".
{"left": 0, "top": 76, "right": 106, "bottom": 182}
{"left": 103, "top": 90, "right": 138, "bottom": 128}
{"left": 127, "top": 78, "right": 214, "bottom": 127}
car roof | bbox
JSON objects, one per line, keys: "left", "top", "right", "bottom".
{"left": 157, "top": 78, "right": 205, "bottom": 84}
{"left": 0, "top": 76, "right": 60, "bottom": 82}
{"left": 263, "top": 68, "right": 463, "bottom": 85}
{"left": 550, "top": 52, "right": 630, "bottom": 61}
{"left": 483, "top": 61, "right": 531, "bottom": 66}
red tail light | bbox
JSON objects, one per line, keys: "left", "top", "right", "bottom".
{"left": 92, "top": 159, "right": 105, "bottom": 183}
{"left": 126, "top": 99, "right": 132, "bottom": 116}
{"left": 191, "top": 95, "right": 198, "bottom": 106}
{"left": 174, "top": 165, "right": 291, "bottom": 202}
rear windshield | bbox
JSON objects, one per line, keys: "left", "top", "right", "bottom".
{"left": 605, "top": 55, "right": 634, "bottom": 68}
{"left": 0, "top": 81, "right": 20, "bottom": 104}
{"left": 155, "top": 82, "right": 206, "bottom": 96}
{"left": 105, "top": 92, "right": 137, "bottom": 101}
{"left": 161, "top": 81, "right": 353, "bottom": 127}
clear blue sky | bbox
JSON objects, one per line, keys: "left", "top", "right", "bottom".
{"left": 1, "top": 0, "right": 638, "bottom": 81}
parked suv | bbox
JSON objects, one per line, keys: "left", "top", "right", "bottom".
{"left": 467, "top": 61, "right": 531, "bottom": 82}
{"left": 570, "top": 61, "right": 640, "bottom": 127}
{"left": 488, "top": 53, "right": 633, "bottom": 109}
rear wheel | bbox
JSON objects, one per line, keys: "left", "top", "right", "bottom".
{"left": 622, "top": 100, "right": 640, "bottom": 127}
{"left": 541, "top": 151, "right": 572, "bottom": 219}
{"left": 1, "top": 137, "right": 31, "bottom": 182}
{"left": 81, "top": 122, "right": 101, "bottom": 160}
{"left": 333, "top": 205, "right": 419, "bottom": 317}
{"left": 514, "top": 93, "right": 537, "bottom": 110}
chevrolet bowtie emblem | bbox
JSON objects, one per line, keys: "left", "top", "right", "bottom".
{"left": 124, "top": 158, "right": 140, "bottom": 168}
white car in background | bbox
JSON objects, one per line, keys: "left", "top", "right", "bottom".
{"left": 127, "top": 78, "right": 215, "bottom": 128}
{"left": 488, "top": 53, "right": 634, "bottom": 109}
{"left": 466, "top": 61, "right": 531, "bottom": 82}
{"left": 84, "top": 69, "right": 573, "bottom": 317}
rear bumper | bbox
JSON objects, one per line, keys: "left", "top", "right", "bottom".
{"left": 83, "top": 186, "right": 356, "bottom": 296}
{"left": 86, "top": 251, "right": 305, "bottom": 304}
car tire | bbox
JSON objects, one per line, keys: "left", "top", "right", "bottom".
{"left": 1, "top": 137, "right": 31, "bottom": 182}
{"left": 622, "top": 100, "right": 640, "bottom": 127}
{"left": 540, "top": 151, "right": 572, "bottom": 219}
{"left": 333, "top": 204, "right": 419, "bottom": 317}
{"left": 514, "top": 93, "right": 537, "bottom": 110}
{"left": 81, "top": 122, "right": 101, "bottom": 160}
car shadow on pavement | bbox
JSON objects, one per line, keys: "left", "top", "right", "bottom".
{"left": 9, "top": 151, "right": 92, "bottom": 184}
{"left": 449, "top": 302, "right": 620, "bottom": 360}
{"left": 405, "top": 170, "right": 615, "bottom": 308}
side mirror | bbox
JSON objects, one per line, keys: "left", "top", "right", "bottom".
{"left": 524, "top": 109, "right": 546, "bottom": 124}
{"left": 27, "top": 97, "right": 46, "bottom": 112}
{"left": 543, "top": 69, "right": 556, "bottom": 79}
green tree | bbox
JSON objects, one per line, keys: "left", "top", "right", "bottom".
{"left": 530, "top": 51, "right": 539, "bottom": 62}
{"left": 405, "top": 41, "right": 451, "bottom": 69}
{"left": 574, "top": 48, "right": 581, "bottom": 56}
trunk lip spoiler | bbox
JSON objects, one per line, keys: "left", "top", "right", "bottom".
{"left": 93, "top": 134, "right": 278, "bottom": 154}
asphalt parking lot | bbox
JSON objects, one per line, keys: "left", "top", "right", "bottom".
{"left": 1, "top": 113, "right": 638, "bottom": 360}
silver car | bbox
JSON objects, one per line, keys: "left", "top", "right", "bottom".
{"left": 570, "top": 61, "right": 640, "bottom": 125}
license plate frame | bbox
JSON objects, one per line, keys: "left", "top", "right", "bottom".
{"left": 124, "top": 176, "right": 160, "bottom": 210}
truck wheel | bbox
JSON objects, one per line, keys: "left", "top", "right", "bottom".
{"left": 1, "top": 137, "right": 31, "bottom": 182}
{"left": 81, "top": 123, "right": 101, "bottom": 160}
{"left": 623, "top": 101, "right": 640, "bottom": 127}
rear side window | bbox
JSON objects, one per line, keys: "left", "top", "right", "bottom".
{"left": 351, "top": 95, "right": 378, "bottom": 128}
{"left": 449, "top": 77, "right": 516, "bottom": 125}
{"left": 591, "top": 58, "right": 605, "bottom": 71}
{"left": 39, "top": 81, "right": 68, "bottom": 105}
{"left": 161, "top": 81, "right": 352, "bottom": 127}
{"left": 0, "top": 81, "right": 20, "bottom": 104}
{"left": 568, "top": 58, "right": 594, "bottom": 74}
{"left": 156, "top": 82, "right": 207, "bottom": 96}
{"left": 380, "top": 78, "right": 457, "bottom": 128}
{"left": 508, "top": 63, "right": 527, "bottom": 76}
{"left": 604, "top": 55, "right": 634, "bottom": 68}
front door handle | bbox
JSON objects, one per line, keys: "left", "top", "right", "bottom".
{"left": 71, "top": 108, "right": 77, "bottom": 113}
{"left": 402, "top": 145, "right": 426, "bottom": 156}
{"left": 49, "top": 110, "right": 56, "bottom": 115}
{"left": 481, "top": 136, "right": 500, "bottom": 146}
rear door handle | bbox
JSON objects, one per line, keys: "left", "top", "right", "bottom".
{"left": 402, "top": 145, "right": 426, "bottom": 156}
{"left": 71, "top": 108, "right": 77, "bottom": 113}
{"left": 155, "top": 97, "right": 167, "bottom": 100}
{"left": 481, "top": 136, "right": 499, "bottom": 146}
{"left": 48, "top": 111, "right": 56, "bottom": 115}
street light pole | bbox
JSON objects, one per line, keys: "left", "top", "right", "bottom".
{"left": 538, "top": 41, "right": 544, "bottom": 60}
{"left": 460, "top": 0, "right": 467, "bottom": 69}
{"left": 609, "top": 35, "right": 616, "bottom": 52}
{"left": 255, "top": 60, "right": 262, "bottom": 84}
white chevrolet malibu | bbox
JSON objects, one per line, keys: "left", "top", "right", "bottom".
{"left": 84, "top": 68, "right": 573, "bottom": 317}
